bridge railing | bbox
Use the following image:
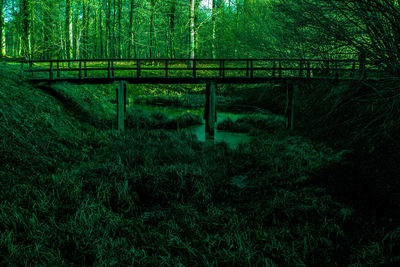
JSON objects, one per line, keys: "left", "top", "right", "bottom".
{"left": 20, "top": 58, "right": 375, "bottom": 81}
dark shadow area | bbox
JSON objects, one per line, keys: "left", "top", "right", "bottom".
{"left": 35, "top": 84, "right": 111, "bottom": 129}
{"left": 309, "top": 144, "right": 400, "bottom": 261}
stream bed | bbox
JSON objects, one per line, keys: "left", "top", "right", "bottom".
{"left": 131, "top": 104, "right": 253, "bottom": 148}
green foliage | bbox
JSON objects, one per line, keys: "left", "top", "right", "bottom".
{"left": 0, "top": 66, "right": 398, "bottom": 266}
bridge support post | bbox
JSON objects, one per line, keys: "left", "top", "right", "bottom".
{"left": 286, "top": 82, "right": 297, "bottom": 130}
{"left": 204, "top": 81, "right": 217, "bottom": 139}
{"left": 116, "top": 80, "right": 127, "bottom": 131}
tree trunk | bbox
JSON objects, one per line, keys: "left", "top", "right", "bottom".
{"left": 86, "top": 2, "right": 90, "bottom": 58}
{"left": 194, "top": 0, "right": 200, "bottom": 57}
{"left": 117, "top": 0, "right": 122, "bottom": 58}
{"left": 112, "top": 0, "right": 116, "bottom": 57}
{"left": 82, "top": 0, "right": 87, "bottom": 58}
{"left": 11, "top": 0, "right": 16, "bottom": 56}
{"left": 128, "top": 0, "right": 135, "bottom": 58}
{"left": 65, "top": 0, "right": 73, "bottom": 59}
{"left": 99, "top": 0, "right": 103, "bottom": 58}
{"left": 189, "top": 0, "right": 196, "bottom": 67}
{"left": 21, "top": 0, "right": 32, "bottom": 59}
{"left": 211, "top": 0, "right": 216, "bottom": 59}
{"left": 0, "top": 0, "right": 4, "bottom": 57}
{"left": 149, "top": 0, "right": 155, "bottom": 59}
{"left": 106, "top": 0, "right": 111, "bottom": 58}
{"left": 94, "top": 7, "right": 98, "bottom": 58}
{"left": 169, "top": 0, "right": 176, "bottom": 58}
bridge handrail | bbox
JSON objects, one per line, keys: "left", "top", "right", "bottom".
{"left": 19, "top": 58, "right": 359, "bottom": 63}
{"left": 20, "top": 58, "right": 381, "bottom": 81}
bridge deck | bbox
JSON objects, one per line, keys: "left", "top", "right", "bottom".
{"left": 20, "top": 58, "right": 388, "bottom": 84}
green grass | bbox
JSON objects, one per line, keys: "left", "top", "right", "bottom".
{"left": 0, "top": 64, "right": 399, "bottom": 266}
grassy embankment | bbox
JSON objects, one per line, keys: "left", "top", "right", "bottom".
{"left": 1, "top": 63, "right": 399, "bottom": 266}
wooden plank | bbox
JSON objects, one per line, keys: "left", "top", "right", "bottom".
{"left": 204, "top": 81, "right": 217, "bottom": 139}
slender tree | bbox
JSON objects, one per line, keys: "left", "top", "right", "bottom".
{"left": 0, "top": 0, "right": 4, "bottom": 57}
{"left": 211, "top": 0, "right": 217, "bottom": 59}
{"left": 106, "top": 0, "right": 112, "bottom": 57}
{"left": 168, "top": 0, "right": 176, "bottom": 58}
{"left": 65, "top": 0, "right": 73, "bottom": 60}
{"left": 189, "top": 0, "right": 196, "bottom": 66}
{"left": 117, "top": 0, "right": 122, "bottom": 58}
{"left": 149, "top": 0, "right": 156, "bottom": 58}
{"left": 128, "top": 0, "right": 136, "bottom": 58}
{"left": 21, "top": 0, "right": 32, "bottom": 59}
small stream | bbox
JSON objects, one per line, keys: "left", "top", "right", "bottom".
{"left": 131, "top": 104, "right": 253, "bottom": 148}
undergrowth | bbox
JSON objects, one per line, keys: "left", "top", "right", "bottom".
{"left": 0, "top": 64, "right": 398, "bottom": 266}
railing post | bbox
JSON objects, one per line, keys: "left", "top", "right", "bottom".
{"left": 246, "top": 60, "right": 249, "bottom": 77}
{"left": 111, "top": 61, "right": 115, "bottom": 77}
{"left": 84, "top": 61, "right": 88, "bottom": 77}
{"left": 57, "top": 60, "right": 60, "bottom": 78}
{"left": 219, "top": 60, "right": 223, "bottom": 78}
{"left": 137, "top": 60, "right": 141, "bottom": 78}
{"left": 222, "top": 60, "right": 225, "bottom": 78}
{"left": 335, "top": 61, "right": 339, "bottom": 79}
{"left": 359, "top": 58, "right": 366, "bottom": 79}
{"left": 165, "top": 59, "right": 168, "bottom": 78}
{"left": 278, "top": 61, "right": 282, "bottom": 78}
{"left": 204, "top": 81, "right": 217, "bottom": 139}
{"left": 49, "top": 61, "right": 54, "bottom": 80}
{"left": 272, "top": 60, "right": 276, "bottom": 77}
{"left": 307, "top": 61, "right": 311, "bottom": 79}
{"left": 79, "top": 61, "right": 82, "bottom": 80}
{"left": 299, "top": 60, "right": 303, "bottom": 77}
{"left": 351, "top": 60, "right": 356, "bottom": 77}
{"left": 250, "top": 60, "right": 253, "bottom": 78}
{"left": 326, "top": 60, "right": 330, "bottom": 75}
{"left": 108, "top": 60, "right": 111, "bottom": 79}
{"left": 193, "top": 58, "right": 196, "bottom": 78}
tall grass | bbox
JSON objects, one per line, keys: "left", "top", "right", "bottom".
{"left": 0, "top": 65, "right": 398, "bottom": 265}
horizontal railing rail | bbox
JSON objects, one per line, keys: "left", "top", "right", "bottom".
{"left": 20, "top": 58, "right": 386, "bottom": 82}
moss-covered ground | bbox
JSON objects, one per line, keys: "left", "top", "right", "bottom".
{"left": 1, "top": 64, "right": 399, "bottom": 266}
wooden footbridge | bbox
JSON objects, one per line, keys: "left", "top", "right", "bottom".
{"left": 19, "top": 58, "right": 385, "bottom": 137}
